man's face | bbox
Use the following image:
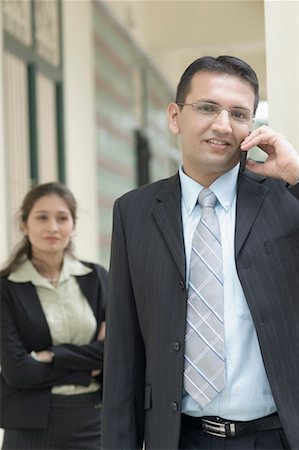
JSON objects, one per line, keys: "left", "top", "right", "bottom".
{"left": 168, "top": 71, "right": 255, "bottom": 185}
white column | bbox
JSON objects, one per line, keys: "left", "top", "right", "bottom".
{"left": 0, "top": 10, "right": 8, "bottom": 265}
{"left": 264, "top": 0, "right": 299, "bottom": 151}
{"left": 62, "top": 0, "right": 99, "bottom": 262}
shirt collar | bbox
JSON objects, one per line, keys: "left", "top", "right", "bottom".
{"left": 8, "top": 255, "right": 92, "bottom": 287}
{"left": 60, "top": 255, "right": 92, "bottom": 282}
{"left": 179, "top": 163, "right": 239, "bottom": 215}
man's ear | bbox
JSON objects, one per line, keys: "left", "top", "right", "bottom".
{"left": 167, "top": 103, "right": 181, "bottom": 135}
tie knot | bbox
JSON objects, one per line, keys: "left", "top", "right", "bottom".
{"left": 198, "top": 188, "right": 217, "bottom": 209}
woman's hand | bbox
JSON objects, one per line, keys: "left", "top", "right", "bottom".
{"left": 31, "top": 350, "right": 54, "bottom": 363}
{"left": 240, "top": 125, "right": 299, "bottom": 185}
{"left": 97, "top": 321, "right": 106, "bottom": 341}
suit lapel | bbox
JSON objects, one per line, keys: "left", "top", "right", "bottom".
{"left": 76, "top": 272, "right": 97, "bottom": 316}
{"left": 14, "top": 282, "right": 52, "bottom": 347}
{"left": 151, "top": 170, "right": 268, "bottom": 279}
{"left": 235, "top": 171, "right": 269, "bottom": 256}
{"left": 77, "top": 270, "right": 103, "bottom": 338}
{"left": 152, "top": 174, "right": 186, "bottom": 281}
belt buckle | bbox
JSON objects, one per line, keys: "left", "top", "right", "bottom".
{"left": 202, "top": 417, "right": 236, "bottom": 438}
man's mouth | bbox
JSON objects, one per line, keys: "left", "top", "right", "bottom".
{"left": 206, "top": 139, "right": 230, "bottom": 147}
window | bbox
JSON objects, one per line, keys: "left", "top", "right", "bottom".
{"left": 2, "top": 0, "right": 64, "bottom": 247}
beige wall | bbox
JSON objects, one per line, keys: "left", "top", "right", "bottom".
{"left": 264, "top": 0, "right": 299, "bottom": 150}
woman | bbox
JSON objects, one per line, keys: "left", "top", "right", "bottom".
{"left": 0, "top": 182, "right": 108, "bottom": 450}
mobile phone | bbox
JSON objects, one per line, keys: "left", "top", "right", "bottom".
{"left": 240, "top": 151, "right": 248, "bottom": 172}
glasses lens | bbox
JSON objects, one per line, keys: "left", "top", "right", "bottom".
{"left": 195, "top": 102, "right": 218, "bottom": 115}
{"left": 230, "top": 109, "right": 251, "bottom": 122}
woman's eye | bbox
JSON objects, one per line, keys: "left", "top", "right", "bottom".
{"left": 57, "top": 216, "right": 69, "bottom": 222}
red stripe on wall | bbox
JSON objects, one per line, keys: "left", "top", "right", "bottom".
{"left": 94, "top": 33, "right": 132, "bottom": 79}
{"left": 95, "top": 75, "right": 132, "bottom": 109}
{"left": 97, "top": 194, "right": 116, "bottom": 209}
{"left": 97, "top": 153, "right": 134, "bottom": 180}
{"left": 96, "top": 113, "right": 133, "bottom": 146}
{"left": 148, "top": 88, "right": 169, "bottom": 109}
{"left": 98, "top": 233, "right": 112, "bottom": 249}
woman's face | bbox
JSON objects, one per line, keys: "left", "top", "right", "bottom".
{"left": 23, "top": 194, "right": 75, "bottom": 259}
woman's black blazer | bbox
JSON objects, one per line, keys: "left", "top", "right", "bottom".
{"left": 0, "top": 261, "right": 108, "bottom": 429}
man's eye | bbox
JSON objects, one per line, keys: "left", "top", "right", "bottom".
{"left": 231, "top": 110, "right": 247, "bottom": 120}
{"left": 197, "top": 104, "right": 217, "bottom": 113}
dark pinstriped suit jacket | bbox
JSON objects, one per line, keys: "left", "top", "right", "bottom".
{"left": 102, "top": 170, "right": 299, "bottom": 450}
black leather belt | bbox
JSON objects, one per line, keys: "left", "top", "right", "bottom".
{"left": 181, "top": 413, "right": 281, "bottom": 438}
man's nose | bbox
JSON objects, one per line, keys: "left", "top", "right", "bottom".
{"left": 211, "top": 109, "right": 232, "bottom": 133}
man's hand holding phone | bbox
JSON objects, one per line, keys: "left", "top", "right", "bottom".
{"left": 240, "top": 125, "right": 299, "bottom": 185}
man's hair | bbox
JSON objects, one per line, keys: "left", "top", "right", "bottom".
{"left": 175, "top": 55, "right": 260, "bottom": 114}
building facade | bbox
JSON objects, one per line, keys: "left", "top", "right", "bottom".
{"left": 1, "top": 0, "right": 179, "bottom": 269}
{"left": 1, "top": 0, "right": 298, "bottom": 270}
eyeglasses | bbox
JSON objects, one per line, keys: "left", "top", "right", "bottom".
{"left": 177, "top": 101, "right": 254, "bottom": 123}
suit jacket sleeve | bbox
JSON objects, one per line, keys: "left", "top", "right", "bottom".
{"left": 102, "top": 199, "right": 145, "bottom": 449}
{"left": 0, "top": 279, "right": 91, "bottom": 389}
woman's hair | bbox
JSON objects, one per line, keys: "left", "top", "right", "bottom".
{"left": 0, "top": 182, "right": 77, "bottom": 277}
{"left": 175, "top": 55, "right": 260, "bottom": 114}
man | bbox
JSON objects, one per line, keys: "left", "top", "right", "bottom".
{"left": 102, "top": 56, "right": 299, "bottom": 450}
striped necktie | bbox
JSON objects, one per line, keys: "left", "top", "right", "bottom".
{"left": 184, "top": 188, "right": 225, "bottom": 407}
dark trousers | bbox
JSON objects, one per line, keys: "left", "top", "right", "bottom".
{"left": 2, "top": 392, "right": 102, "bottom": 450}
{"left": 179, "top": 415, "right": 290, "bottom": 450}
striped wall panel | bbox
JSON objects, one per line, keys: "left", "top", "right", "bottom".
{"left": 3, "top": 51, "right": 31, "bottom": 249}
{"left": 93, "top": 0, "right": 180, "bottom": 267}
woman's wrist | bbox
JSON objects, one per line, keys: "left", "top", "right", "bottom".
{"left": 30, "top": 350, "right": 54, "bottom": 363}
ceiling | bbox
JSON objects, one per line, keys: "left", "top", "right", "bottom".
{"left": 103, "top": 0, "right": 267, "bottom": 100}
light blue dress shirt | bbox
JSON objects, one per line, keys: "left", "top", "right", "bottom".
{"left": 180, "top": 165, "right": 277, "bottom": 420}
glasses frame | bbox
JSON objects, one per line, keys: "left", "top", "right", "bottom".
{"left": 176, "top": 101, "right": 255, "bottom": 124}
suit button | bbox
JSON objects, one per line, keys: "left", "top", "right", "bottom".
{"left": 178, "top": 280, "right": 185, "bottom": 290}
{"left": 172, "top": 341, "right": 180, "bottom": 351}
{"left": 171, "top": 402, "right": 178, "bottom": 412}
